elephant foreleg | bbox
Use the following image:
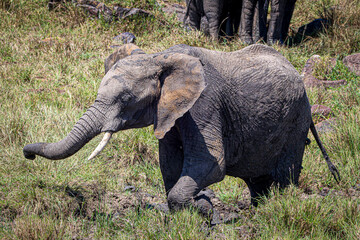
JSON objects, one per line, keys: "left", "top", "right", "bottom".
{"left": 159, "top": 127, "right": 184, "bottom": 194}
{"left": 166, "top": 129, "right": 226, "bottom": 218}
{"left": 167, "top": 172, "right": 216, "bottom": 219}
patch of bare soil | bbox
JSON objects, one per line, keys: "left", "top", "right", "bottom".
{"left": 58, "top": 180, "right": 359, "bottom": 239}
{"left": 299, "top": 184, "right": 360, "bottom": 201}
{"left": 62, "top": 181, "right": 164, "bottom": 221}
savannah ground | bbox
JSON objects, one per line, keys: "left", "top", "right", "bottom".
{"left": 1, "top": 0, "right": 360, "bottom": 239}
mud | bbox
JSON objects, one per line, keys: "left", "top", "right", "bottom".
{"left": 61, "top": 181, "right": 360, "bottom": 225}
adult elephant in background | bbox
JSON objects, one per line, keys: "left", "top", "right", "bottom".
{"left": 23, "top": 44, "right": 340, "bottom": 219}
{"left": 184, "top": 0, "right": 242, "bottom": 39}
{"left": 240, "top": 0, "right": 297, "bottom": 45}
{"left": 239, "top": 0, "right": 268, "bottom": 44}
{"left": 267, "top": 0, "right": 297, "bottom": 45}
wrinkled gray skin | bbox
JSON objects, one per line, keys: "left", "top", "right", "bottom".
{"left": 23, "top": 44, "right": 339, "bottom": 218}
{"left": 184, "top": 0, "right": 242, "bottom": 39}
{"left": 240, "top": 0, "right": 268, "bottom": 44}
{"left": 240, "top": 0, "right": 297, "bottom": 45}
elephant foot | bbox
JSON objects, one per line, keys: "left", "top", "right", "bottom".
{"left": 240, "top": 35, "right": 254, "bottom": 45}
{"left": 267, "top": 38, "right": 284, "bottom": 46}
{"left": 193, "top": 192, "right": 214, "bottom": 219}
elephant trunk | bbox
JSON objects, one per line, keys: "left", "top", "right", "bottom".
{"left": 23, "top": 105, "right": 105, "bottom": 160}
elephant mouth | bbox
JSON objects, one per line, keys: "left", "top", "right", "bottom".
{"left": 87, "top": 131, "right": 113, "bottom": 160}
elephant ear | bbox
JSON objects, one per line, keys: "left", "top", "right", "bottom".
{"left": 153, "top": 53, "right": 206, "bottom": 139}
{"left": 104, "top": 44, "right": 145, "bottom": 74}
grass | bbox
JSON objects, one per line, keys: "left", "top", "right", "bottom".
{"left": 0, "top": 0, "right": 359, "bottom": 239}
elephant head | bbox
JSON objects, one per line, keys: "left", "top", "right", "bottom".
{"left": 23, "top": 45, "right": 206, "bottom": 161}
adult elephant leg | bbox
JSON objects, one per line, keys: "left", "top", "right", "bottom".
{"left": 227, "top": 0, "right": 242, "bottom": 37}
{"left": 167, "top": 117, "right": 225, "bottom": 218}
{"left": 159, "top": 127, "right": 184, "bottom": 194}
{"left": 252, "top": 1, "right": 260, "bottom": 42}
{"left": 203, "top": 0, "right": 224, "bottom": 39}
{"left": 187, "top": 0, "right": 202, "bottom": 30}
{"left": 252, "top": 0, "right": 268, "bottom": 42}
{"left": 240, "top": 0, "right": 257, "bottom": 44}
{"left": 267, "top": 0, "right": 286, "bottom": 45}
{"left": 281, "top": 0, "right": 297, "bottom": 43}
{"left": 257, "top": 0, "right": 268, "bottom": 41}
{"left": 244, "top": 175, "right": 274, "bottom": 206}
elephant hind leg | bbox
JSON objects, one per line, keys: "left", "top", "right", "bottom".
{"left": 244, "top": 175, "right": 274, "bottom": 206}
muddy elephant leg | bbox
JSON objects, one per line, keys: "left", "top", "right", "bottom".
{"left": 166, "top": 129, "right": 225, "bottom": 218}
{"left": 244, "top": 175, "right": 274, "bottom": 206}
{"left": 159, "top": 127, "right": 184, "bottom": 194}
{"left": 167, "top": 171, "right": 221, "bottom": 218}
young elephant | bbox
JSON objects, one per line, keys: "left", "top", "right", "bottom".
{"left": 23, "top": 44, "right": 339, "bottom": 217}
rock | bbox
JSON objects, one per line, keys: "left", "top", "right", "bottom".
{"left": 302, "top": 55, "right": 321, "bottom": 75}
{"left": 123, "top": 185, "right": 136, "bottom": 192}
{"left": 50, "top": 0, "right": 152, "bottom": 23}
{"left": 113, "top": 32, "right": 136, "bottom": 44}
{"left": 315, "top": 118, "right": 337, "bottom": 134}
{"left": 302, "top": 55, "right": 323, "bottom": 88}
{"left": 311, "top": 104, "right": 333, "bottom": 122}
{"left": 319, "top": 187, "right": 330, "bottom": 196}
{"left": 161, "top": 2, "right": 186, "bottom": 23}
{"left": 302, "top": 55, "right": 346, "bottom": 88}
{"left": 343, "top": 53, "right": 360, "bottom": 76}
{"left": 320, "top": 79, "right": 347, "bottom": 88}
{"left": 146, "top": 203, "right": 169, "bottom": 213}
{"left": 113, "top": 5, "right": 151, "bottom": 20}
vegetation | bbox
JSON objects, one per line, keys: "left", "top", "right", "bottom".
{"left": 0, "top": 0, "right": 359, "bottom": 239}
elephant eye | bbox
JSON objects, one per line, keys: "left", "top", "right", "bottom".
{"left": 119, "top": 91, "right": 135, "bottom": 102}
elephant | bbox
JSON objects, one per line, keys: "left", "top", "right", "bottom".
{"left": 240, "top": 0, "right": 297, "bottom": 45}
{"left": 239, "top": 0, "right": 268, "bottom": 44}
{"left": 23, "top": 43, "right": 340, "bottom": 218}
{"left": 267, "top": 0, "right": 297, "bottom": 45}
{"left": 183, "top": 0, "right": 243, "bottom": 39}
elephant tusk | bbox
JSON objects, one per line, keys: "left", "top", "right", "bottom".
{"left": 87, "top": 132, "right": 112, "bottom": 160}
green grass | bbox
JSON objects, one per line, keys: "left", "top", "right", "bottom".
{"left": 1, "top": 0, "right": 360, "bottom": 239}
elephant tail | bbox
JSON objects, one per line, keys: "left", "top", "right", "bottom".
{"left": 310, "top": 120, "right": 341, "bottom": 183}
